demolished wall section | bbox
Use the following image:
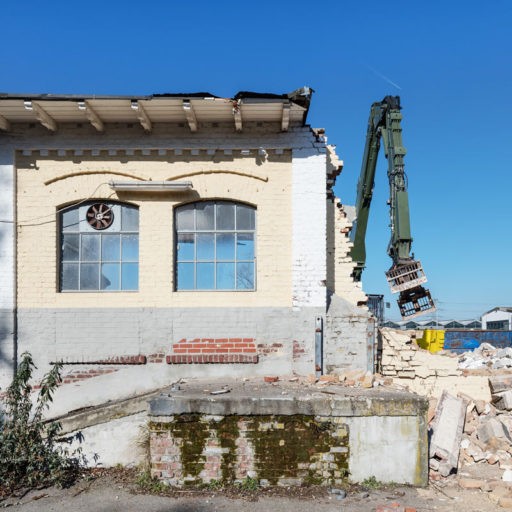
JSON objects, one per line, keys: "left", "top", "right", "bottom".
{"left": 379, "top": 328, "right": 491, "bottom": 401}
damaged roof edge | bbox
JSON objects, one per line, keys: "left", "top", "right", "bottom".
{"left": 0, "top": 86, "right": 314, "bottom": 125}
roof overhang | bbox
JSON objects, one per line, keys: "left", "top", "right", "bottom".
{"left": 0, "top": 87, "right": 313, "bottom": 134}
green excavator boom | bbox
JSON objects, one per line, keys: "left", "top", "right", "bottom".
{"left": 349, "top": 96, "right": 435, "bottom": 319}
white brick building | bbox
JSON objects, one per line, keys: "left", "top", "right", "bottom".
{"left": 0, "top": 88, "right": 371, "bottom": 398}
{"left": 481, "top": 307, "right": 512, "bottom": 330}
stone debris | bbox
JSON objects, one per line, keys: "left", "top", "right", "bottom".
{"left": 429, "top": 391, "right": 466, "bottom": 477}
{"left": 459, "top": 343, "right": 512, "bottom": 370}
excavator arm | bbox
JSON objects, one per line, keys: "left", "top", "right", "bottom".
{"left": 350, "top": 96, "right": 435, "bottom": 319}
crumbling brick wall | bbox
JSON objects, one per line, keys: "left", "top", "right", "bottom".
{"left": 379, "top": 328, "right": 491, "bottom": 401}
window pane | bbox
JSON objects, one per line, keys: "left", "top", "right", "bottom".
{"left": 196, "top": 202, "right": 215, "bottom": 230}
{"left": 176, "top": 204, "right": 195, "bottom": 231}
{"left": 216, "top": 233, "right": 235, "bottom": 260}
{"left": 81, "top": 234, "right": 100, "bottom": 261}
{"left": 121, "top": 206, "right": 139, "bottom": 232}
{"left": 121, "top": 234, "right": 138, "bottom": 261}
{"left": 101, "top": 263, "right": 120, "bottom": 290}
{"left": 197, "top": 234, "right": 214, "bottom": 260}
{"left": 216, "top": 203, "right": 235, "bottom": 230}
{"left": 61, "top": 263, "right": 78, "bottom": 290}
{"left": 237, "top": 262, "right": 254, "bottom": 289}
{"left": 62, "top": 234, "right": 79, "bottom": 261}
{"left": 177, "top": 262, "right": 194, "bottom": 290}
{"left": 217, "top": 262, "right": 235, "bottom": 289}
{"left": 237, "top": 233, "right": 254, "bottom": 260}
{"left": 236, "top": 204, "right": 255, "bottom": 230}
{"left": 197, "top": 262, "right": 214, "bottom": 289}
{"left": 102, "top": 234, "right": 120, "bottom": 261}
{"left": 80, "top": 263, "right": 99, "bottom": 290}
{"left": 177, "top": 234, "right": 195, "bottom": 261}
{"left": 62, "top": 208, "right": 80, "bottom": 232}
{"left": 121, "top": 263, "right": 138, "bottom": 290}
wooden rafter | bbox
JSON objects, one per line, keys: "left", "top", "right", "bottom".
{"left": 0, "top": 113, "right": 10, "bottom": 131}
{"left": 232, "top": 100, "right": 242, "bottom": 132}
{"left": 24, "top": 101, "right": 57, "bottom": 131}
{"left": 131, "top": 100, "right": 152, "bottom": 132}
{"left": 281, "top": 101, "right": 290, "bottom": 132}
{"left": 182, "top": 100, "right": 198, "bottom": 132}
{"left": 77, "top": 101, "right": 104, "bottom": 132}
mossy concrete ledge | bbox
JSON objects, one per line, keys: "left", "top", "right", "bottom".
{"left": 148, "top": 384, "right": 428, "bottom": 487}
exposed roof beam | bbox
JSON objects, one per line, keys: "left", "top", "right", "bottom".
{"left": 130, "top": 100, "right": 152, "bottom": 132}
{"left": 281, "top": 102, "right": 290, "bottom": 132}
{"left": 77, "top": 100, "right": 104, "bottom": 132}
{"left": 182, "top": 100, "right": 198, "bottom": 132}
{"left": 232, "top": 100, "right": 242, "bottom": 132}
{"left": 0, "top": 113, "right": 10, "bottom": 131}
{"left": 24, "top": 101, "right": 57, "bottom": 131}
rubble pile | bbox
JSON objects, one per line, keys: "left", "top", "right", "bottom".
{"left": 459, "top": 343, "right": 512, "bottom": 370}
{"left": 427, "top": 370, "right": 512, "bottom": 507}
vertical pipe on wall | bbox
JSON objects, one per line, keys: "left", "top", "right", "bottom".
{"left": 315, "top": 316, "right": 323, "bottom": 377}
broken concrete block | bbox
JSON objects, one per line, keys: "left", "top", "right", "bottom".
{"left": 429, "top": 391, "right": 466, "bottom": 476}
{"left": 489, "top": 375, "right": 512, "bottom": 394}
{"left": 475, "top": 400, "right": 487, "bottom": 415}
{"left": 493, "top": 390, "right": 512, "bottom": 411}
{"left": 478, "top": 418, "right": 512, "bottom": 445}
{"left": 497, "top": 348, "right": 512, "bottom": 358}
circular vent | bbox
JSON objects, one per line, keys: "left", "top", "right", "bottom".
{"left": 86, "top": 203, "right": 114, "bottom": 230}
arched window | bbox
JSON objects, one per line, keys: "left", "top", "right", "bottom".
{"left": 175, "top": 201, "right": 256, "bottom": 291}
{"left": 60, "top": 201, "right": 139, "bottom": 291}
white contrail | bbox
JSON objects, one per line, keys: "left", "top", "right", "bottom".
{"left": 365, "top": 65, "right": 402, "bottom": 90}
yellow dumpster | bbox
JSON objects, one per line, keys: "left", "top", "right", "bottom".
{"left": 417, "top": 329, "right": 445, "bottom": 353}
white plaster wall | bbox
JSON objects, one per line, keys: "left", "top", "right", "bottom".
{"left": 291, "top": 148, "right": 327, "bottom": 309}
{"left": 68, "top": 412, "right": 147, "bottom": 467}
{"left": 346, "top": 415, "right": 423, "bottom": 484}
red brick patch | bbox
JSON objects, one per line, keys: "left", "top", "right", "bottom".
{"left": 171, "top": 337, "right": 258, "bottom": 360}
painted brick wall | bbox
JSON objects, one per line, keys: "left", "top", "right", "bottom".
{"left": 15, "top": 306, "right": 321, "bottom": 382}
{"left": 0, "top": 151, "right": 15, "bottom": 387}
{"left": 291, "top": 148, "right": 327, "bottom": 309}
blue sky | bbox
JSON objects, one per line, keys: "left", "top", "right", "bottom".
{"left": 2, "top": 0, "right": 511, "bottom": 320}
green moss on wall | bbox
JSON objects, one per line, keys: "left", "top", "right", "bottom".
{"left": 170, "top": 414, "right": 209, "bottom": 478}
{"left": 216, "top": 417, "right": 239, "bottom": 482}
{"left": 247, "top": 415, "right": 349, "bottom": 485}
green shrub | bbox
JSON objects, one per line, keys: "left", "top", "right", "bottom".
{"left": 0, "top": 352, "right": 87, "bottom": 492}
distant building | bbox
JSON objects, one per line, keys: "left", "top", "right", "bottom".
{"left": 481, "top": 307, "right": 512, "bottom": 330}
{"left": 382, "top": 318, "right": 482, "bottom": 330}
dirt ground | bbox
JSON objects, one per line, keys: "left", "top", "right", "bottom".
{"left": 0, "top": 468, "right": 505, "bottom": 512}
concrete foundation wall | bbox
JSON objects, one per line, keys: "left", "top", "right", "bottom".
{"left": 345, "top": 415, "right": 425, "bottom": 484}
{"left": 148, "top": 388, "right": 428, "bottom": 486}
{"left": 69, "top": 412, "right": 147, "bottom": 468}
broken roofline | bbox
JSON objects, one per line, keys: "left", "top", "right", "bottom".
{"left": 0, "top": 86, "right": 314, "bottom": 133}
{"left": 0, "top": 86, "right": 312, "bottom": 102}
